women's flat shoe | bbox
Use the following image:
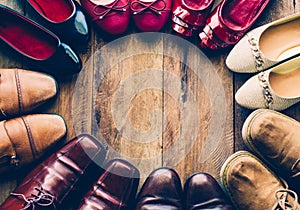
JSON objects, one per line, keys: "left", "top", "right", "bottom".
{"left": 235, "top": 55, "right": 300, "bottom": 110}
{"left": 226, "top": 13, "right": 300, "bottom": 73}
{"left": 171, "top": 0, "right": 215, "bottom": 36}
{"left": 0, "top": 68, "right": 57, "bottom": 119}
{"left": 130, "top": 0, "right": 173, "bottom": 32}
{"left": 184, "top": 173, "right": 233, "bottom": 209}
{"left": 199, "top": 0, "right": 270, "bottom": 50}
{"left": 78, "top": 159, "right": 139, "bottom": 210}
{"left": 80, "top": 0, "right": 130, "bottom": 35}
{"left": 0, "top": 4, "right": 82, "bottom": 77}
{"left": 0, "top": 114, "right": 66, "bottom": 174}
{"left": 26, "top": 0, "right": 89, "bottom": 45}
{"left": 0, "top": 134, "right": 107, "bottom": 210}
{"left": 135, "top": 167, "right": 183, "bottom": 209}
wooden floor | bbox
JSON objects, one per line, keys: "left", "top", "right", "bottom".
{"left": 0, "top": 0, "right": 299, "bottom": 207}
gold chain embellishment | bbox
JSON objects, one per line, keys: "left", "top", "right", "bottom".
{"left": 258, "top": 72, "right": 273, "bottom": 108}
{"left": 248, "top": 36, "right": 265, "bottom": 71}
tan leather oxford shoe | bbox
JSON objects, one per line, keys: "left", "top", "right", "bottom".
{"left": 0, "top": 69, "right": 57, "bottom": 119}
{"left": 0, "top": 114, "right": 67, "bottom": 173}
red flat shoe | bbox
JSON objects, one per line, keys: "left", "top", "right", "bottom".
{"left": 130, "top": 0, "right": 173, "bottom": 32}
{"left": 80, "top": 0, "right": 130, "bottom": 35}
{"left": 199, "top": 0, "right": 270, "bottom": 50}
{"left": 172, "top": 15, "right": 194, "bottom": 36}
{"left": 172, "top": 0, "right": 215, "bottom": 29}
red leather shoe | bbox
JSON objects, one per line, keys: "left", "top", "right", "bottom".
{"left": 172, "top": 0, "right": 215, "bottom": 30}
{"left": 130, "top": 0, "right": 173, "bottom": 32}
{"left": 172, "top": 15, "right": 194, "bottom": 36}
{"left": 199, "top": 0, "right": 270, "bottom": 50}
{"left": 78, "top": 159, "right": 139, "bottom": 210}
{"left": 80, "top": 0, "right": 130, "bottom": 35}
{"left": 0, "top": 134, "right": 107, "bottom": 210}
{"left": 25, "top": 0, "right": 89, "bottom": 45}
{"left": 0, "top": 4, "right": 82, "bottom": 77}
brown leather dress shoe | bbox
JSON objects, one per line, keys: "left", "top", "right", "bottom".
{"left": 78, "top": 159, "right": 139, "bottom": 210}
{"left": 184, "top": 172, "right": 233, "bottom": 209}
{"left": 0, "top": 68, "right": 57, "bottom": 120}
{"left": 135, "top": 167, "right": 183, "bottom": 210}
{"left": 0, "top": 134, "right": 107, "bottom": 210}
{"left": 221, "top": 151, "right": 300, "bottom": 210}
{"left": 0, "top": 114, "right": 66, "bottom": 174}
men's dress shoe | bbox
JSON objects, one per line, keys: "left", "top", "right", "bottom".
{"left": 221, "top": 151, "right": 300, "bottom": 210}
{"left": 242, "top": 109, "right": 300, "bottom": 180}
{"left": 25, "top": 0, "right": 89, "bottom": 45}
{"left": 78, "top": 159, "right": 139, "bottom": 210}
{"left": 171, "top": 0, "right": 214, "bottom": 36}
{"left": 235, "top": 55, "right": 300, "bottom": 110}
{"left": 135, "top": 167, "right": 183, "bottom": 210}
{"left": 198, "top": 0, "right": 270, "bottom": 50}
{"left": 0, "top": 4, "right": 82, "bottom": 77}
{"left": 130, "top": 0, "right": 173, "bottom": 32}
{"left": 184, "top": 172, "right": 233, "bottom": 209}
{"left": 80, "top": 0, "right": 130, "bottom": 35}
{"left": 0, "top": 134, "right": 107, "bottom": 210}
{"left": 0, "top": 68, "right": 57, "bottom": 119}
{"left": 226, "top": 13, "right": 300, "bottom": 73}
{"left": 0, "top": 114, "right": 66, "bottom": 174}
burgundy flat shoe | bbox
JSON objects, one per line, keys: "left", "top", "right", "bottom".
{"left": 135, "top": 167, "right": 183, "bottom": 209}
{"left": 184, "top": 173, "right": 234, "bottom": 209}
{"left": 0, "top": 4, "right": 82, "bottom": 77}
{"left": 172, "top": 0, "right": 215, "bottom": 30}
{"left": 130, "top": 0, "right": 173, "bottom": 32}
{"left": 78, "top": 159, "right": 139, "bottom": 210}
{"left": 199, "top": 0, "right": 270, "bottom": 50}
{"left": 25, "top": 0, "right": 89, "bottom": 45}
{"left": 0, "top": 134, "right": 107, "bottom": 210}
{"left": 80, "top": 0, "right": 130, "bottom": 35}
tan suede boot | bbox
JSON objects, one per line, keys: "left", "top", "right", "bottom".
{"left": 221, "top": 151, "right": 299, "bottom": 210}
{"left": 242, "top": 109, "right": 300, "bottom": 179}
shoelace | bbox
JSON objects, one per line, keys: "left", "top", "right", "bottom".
{"left": 11, "top": 187, "right": 56, "bottom": 210}
{"left": 291, "top": 159, "right": 300, "bottom": 178}
{"left": 272, "top": 189, "right": 299, "bottom": 210}
{"left": 93, "top": 0, "right": 129, "bottom": 20}
{"left": 130, "top": 0, "right": 167, "bottom": 15}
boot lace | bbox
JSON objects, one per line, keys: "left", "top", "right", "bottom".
{"left": 272, "top": 189, "right": 299, "bottom": 210}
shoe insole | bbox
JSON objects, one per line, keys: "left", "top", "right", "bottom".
{"left": 0, "top": 10, "right": 57, "bottom": 60}
{"left": 259, "top": 18, "right": 300, "bottom": 61}
{"left": 223, "top": 0, "right": 267, "bottom": 30}
{"left": 182, "top": 0, "right": 212, "bottom": 10}
{"left": 28, "top": 0, "right": 73, "bottom": 22}
{"left": 269, "top": 67, "right": 300, "bottom": 98}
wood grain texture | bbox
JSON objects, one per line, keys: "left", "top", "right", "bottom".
{"left": 0, "top": 0, "right": 299, "bottom": 207}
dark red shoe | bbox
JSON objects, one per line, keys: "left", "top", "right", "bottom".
{"left": 135, "top": 167, "right": 183, "bottom": 209}
{"left": 199, "top": 0, "right": 270, "bottom": 50}
{"left": 80, "top": 0, "right": 130, "bottom": 35}
{"left": 78, "top": 159, "right": 139, "bottom": 210}
{"left": 0, "top": 4, "right": 82, "bottom": 77}
{"left": 25, "top": 0, "right": 89, "bottom": 45}
{"left": 130, "top": 0, "right": 173, "bottom": 32}
{"left": 184, "top": 173, "right": 234, "bottom": 209}
{"left": 0, "top": 134, "right": 107, "bottom": 210}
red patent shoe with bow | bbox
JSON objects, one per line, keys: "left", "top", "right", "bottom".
{"left": 130, "top": 0, "right": 173, "bottom": 32}
{"left": 80, "top": 0, "right": 130, "bottom": 35}
{"left": 199, "top": 0, "right": 270, "bottom": 50}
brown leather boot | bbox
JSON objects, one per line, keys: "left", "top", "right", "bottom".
{"left": 0, "top": 114, "right": 66, "bottom": 173}
{"left": 242, "top": 109, "right": 300, "bottom": 179}
{"left": 0, "top": 68, "right": 57, "bottom": 119}
{"left": 221, "top": 151, "right": 299, "bottom": 210}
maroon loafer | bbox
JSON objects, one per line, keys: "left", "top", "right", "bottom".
{"left": 78, "top": 159, "right": 139, "bottom": 210}
{"left": 0, "top": 134, "right": 107, "bottom": 210}
{"left": 0, "top": 4, "right": 82, "bottom": 77}
{"left": 199, "top": 0, "right": 270, "bottom": 50}
{"left": 135, "top": 167, "right": 183, "bottom": 209}
{"left": 184, "top": 173, "right": 234, "bottom": 209}
{"left": 130, "top": 0, "right": 173, "bottom": 32}
{"left": 80, "top": 0, "right": 130, "bottom": 35}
